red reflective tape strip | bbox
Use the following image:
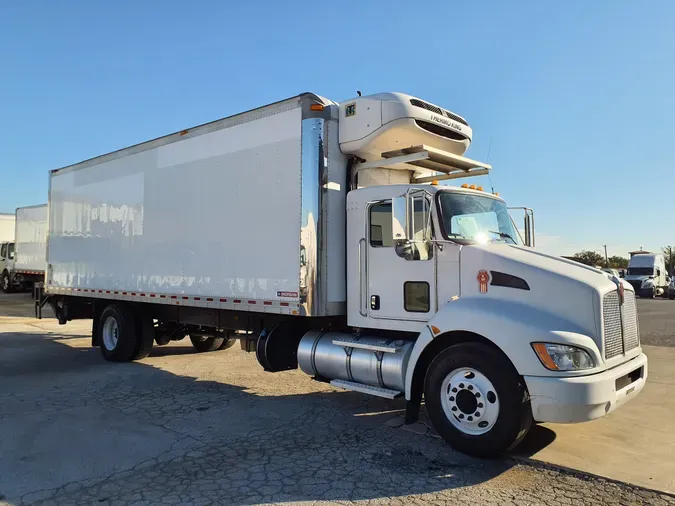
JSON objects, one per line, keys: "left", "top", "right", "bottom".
{"left": 182, "top": 296, "right": 188, "bottom": 300}
{"left": 264, "top": 301, "right": 272, "bottom": 306}
{"left": 106, "top": 291, "right": 111, "bottom": 294}
{"left": 150, "top": 294, "right": 156, "bottom": 298}
{"left": 233, "top": 299, "right": 241, "bottom": 304}
{"left": 220, "top": 298, "right": 227, "bottom": 302}
{"left": 280, "top": 302, "right": 289, "bottom": 307}
{"left": 160, "top": 295, "right": 166, "bottom": 298}
{"left": 170, "top": 296, "right": 177, "bottom": 299}
{"left": 122, "top": 292, "right": 128, "bottom": 295}
{"left": 206, "top": 298, "right": 213, "bottom": 302}
{"left": 140, "top": 293, "right": 146, "bottom": 297}
{"left": 114, "top": 291, "right": 119, "bottom": 295}
{"left": 194, "top": 297, "right": 201, "bottom": 301}
{"left": 248, "top": 300, "right": 256, "bottom": 304}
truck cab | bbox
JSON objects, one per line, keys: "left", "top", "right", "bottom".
{"left": 625, "top": 253, "right": 668, "bottom": 297}
{"left": 0, "top": 241, "right": 15, "bottom": 292}
{"left": 301, "top": 92, "right": 647, "bottom": 456}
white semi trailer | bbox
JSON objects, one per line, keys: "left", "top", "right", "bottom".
{"left": 38, "top": 92, "right": 647, "bottom": 457}
{"left": 2, "top": 204, "right": 47, "bottom": 293}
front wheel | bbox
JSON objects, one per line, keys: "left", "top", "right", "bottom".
{"left": 2, "top": 272, "right": 13, "bottom": 293}
{"left": 424, "top": 342, "right": 532, "bottom": 458}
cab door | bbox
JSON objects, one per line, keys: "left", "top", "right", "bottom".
{"left": 366, "top": 195, "right": 436, "bottom": 323}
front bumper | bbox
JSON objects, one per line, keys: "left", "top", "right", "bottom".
{"left": 524, "top": 353, "right": 648, "bottom": 423}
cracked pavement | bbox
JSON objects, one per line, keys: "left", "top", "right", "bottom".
{"left": 1, "top": 294, "right": 674, "bottom": 505}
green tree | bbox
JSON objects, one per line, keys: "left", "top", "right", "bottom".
{"left": 572, "top": 250, "right": 604, "bottom": 266}
{"left": 663, "top": 246, "right": 675, "bottom": 275}
{"left": 607, "top": 256, "right": 628, "bottom": 269}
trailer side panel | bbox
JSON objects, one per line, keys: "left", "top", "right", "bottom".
{"left": 47, "top": 104, "right": 303, "bottom": 305}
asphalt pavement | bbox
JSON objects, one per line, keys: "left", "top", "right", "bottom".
{"left": 636, "top": 298, "right": 675, "bottom": 347}
{"left": 0, "top": 293, "right": 674, "bottom": 506}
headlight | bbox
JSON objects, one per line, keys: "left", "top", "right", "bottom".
{"left": 532, "top": 343, "right": 595, "bottom": 371}
{"left": 642, "top": 279, "right": 653, "bottom": 287}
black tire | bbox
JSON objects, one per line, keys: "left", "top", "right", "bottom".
{"left": 218, "top": 337, "right": 237, "bottom": 350}
{"left": 98, "top": 305, "right": 138, "bottom": 362}
{"left": 424, "top": 342, "right": 532, "bottom": 458}
{"left": 2, "top": 272, "right": 13, "bottom": 293}
{"left": 190, "top": 334, "right": 224, "bottom": 352}
{"left": 131, "top": 315, "right": 154, "bottom": 360}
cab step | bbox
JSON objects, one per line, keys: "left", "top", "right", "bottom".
{"left": 330, "top": 379, "right": 402, "bottom": 399}
{"left": 331, "top": 337, "right": 403, "bottom": 353}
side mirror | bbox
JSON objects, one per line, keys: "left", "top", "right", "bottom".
{"left": 523, "top": 209, "right": 535, "bottom": 247}
{"left": 392, "top": 195, "right": 409, "bottom": 242}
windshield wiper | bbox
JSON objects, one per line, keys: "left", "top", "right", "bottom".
{"left": 487, "top": 230, "right": 516, "bottom": 244}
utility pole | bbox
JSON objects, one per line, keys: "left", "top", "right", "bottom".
{"left": 603, "top": 245, "right": 609, "bottom": 268}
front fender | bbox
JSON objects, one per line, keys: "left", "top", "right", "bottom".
{"left": 404, "top": 297, "right": 602, "bottom": 400}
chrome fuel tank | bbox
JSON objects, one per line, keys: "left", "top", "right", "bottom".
{"left": 297, "top": 331, "right": 415, "bottom": 392}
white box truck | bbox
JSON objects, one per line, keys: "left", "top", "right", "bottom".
{"left": 2, "top": 205, "right": 47, "bottom": 293}
{"left": 38, "top": 92, "right": 647, "bottom": 457}
{"left": 625, "top": 253, "right": 668, "bottom": 298}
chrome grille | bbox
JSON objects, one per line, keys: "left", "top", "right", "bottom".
{"left": 602, "top": 289, "right": 640, "bottom": 360}
{"left": 603, "top": 292, "right": 623, "bottom": 359}
{"left": 622, "top": 291, "right": 640, "bottom": 351}
{"left": 409, "top": 99, "right": 469, "bottom": 126}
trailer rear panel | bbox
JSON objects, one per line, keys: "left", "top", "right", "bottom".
{"left": 0, "top": 213, "right": 15, "bottom": 243}
{"left": 47, "top": 98, "right": 315, "bottom": 313}
{"left": 14, "top": 205, "right": 47, "bottom": 274}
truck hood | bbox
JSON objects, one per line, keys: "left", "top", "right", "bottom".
{"left": 459, "top": 244, "right": 621, "bottom": 342}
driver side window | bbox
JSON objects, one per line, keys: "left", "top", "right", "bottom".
{"left": 369, "top": 198, "right": 432, "bottom": 261}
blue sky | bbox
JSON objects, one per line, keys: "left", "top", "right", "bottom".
{"left": 1, "top": 1, "right": 673, "bottom": 257}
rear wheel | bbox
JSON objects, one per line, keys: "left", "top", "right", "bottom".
{"left": 218, "top": 335, "right": 237, "bottom": 350}
{"left": 131, "top": 315, "right": 154, "bottom": 360}
{"left": 190, "top": 334, "right": 224, "bottom": 352}
{"left": 98, "top": 305, "right": 138, "bottom": 362}
{"left": 424, "top": 342, "right": 532, "bottom": 458}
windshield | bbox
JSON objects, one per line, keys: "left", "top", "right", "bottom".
{"left": 437, "top": 191, "right": 521, "bottom": 245}
{"left": 627, "top": 267, "right": 653, "bottom": 276}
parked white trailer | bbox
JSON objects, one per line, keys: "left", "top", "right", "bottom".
{"left": 39, "top": 92, "right": 647, "bottom": 457}
{"left": 2, "top": 205, "right": 47, "bottom": 293}
{"left": 0, "top": 213, "right": 15, "bottom": 243}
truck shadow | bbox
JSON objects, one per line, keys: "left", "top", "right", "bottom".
{"left": 0, "top": 323, "right": 558, "bottom": 505}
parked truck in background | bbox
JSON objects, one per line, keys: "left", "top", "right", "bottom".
{"left": 0, "top": 213, "right": 17, "bottom": 285}
{"left": 36, "top": 92, "right": 647, "bottom": 457}
{"left": 2, "top": 205, "right": 47, "bottom": 293}
{"left": 625, "top": 253, "right": 668, "bottom": 298}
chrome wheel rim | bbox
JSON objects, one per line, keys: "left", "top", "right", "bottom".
{"left": 2, "top": 276, "right": 8, "bottom": 290}
{"left": 440, "top": 367, "right": 500, "bottom": 435}
{"left": 102, "top": 316, "right": 119, "bottom": 351}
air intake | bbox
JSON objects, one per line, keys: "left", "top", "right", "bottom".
{"left": 410, "top": 99, "right": 469, "bottom": 127}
